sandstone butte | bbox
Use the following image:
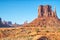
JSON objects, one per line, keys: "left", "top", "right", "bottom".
{"left": 0, "top": 5, "right": 60, "bottom": 40}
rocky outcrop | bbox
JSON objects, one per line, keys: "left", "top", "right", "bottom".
{"left": 38, "top": 5, "right": 57, "bottom": 18}
{"left": 25, "top": 5, "right": 60, "bottom": 27}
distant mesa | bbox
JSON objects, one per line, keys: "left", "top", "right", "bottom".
{"left": 0, "top": 18, "right": 21, "bottom": 27}
{"left": 0, "top": 18, "right": 12, "bottom": 27}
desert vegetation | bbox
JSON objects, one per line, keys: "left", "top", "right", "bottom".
{"left": 0, "top": 26, "right": 60, "bottom": 40}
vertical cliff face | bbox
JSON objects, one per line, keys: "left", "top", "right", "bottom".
{"left": 0, "top": 18, "right": 3, "bottom": 27}
{"left": 38, "top": 5, "right": 57, "bottom": 18}
{"left": 0, "top": 18, "right": 2, "bottom": 24}
{"left": 26, "top": 5, "right": 60, "bottom": 27}
{"left": 38, "top": 5, "right": 44, "bottom": 17}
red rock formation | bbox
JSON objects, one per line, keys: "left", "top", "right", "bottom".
{"left": 25, "top": 5, "right": 60, "bottom": 27}
{"left": 38, "top": 5, "right": 57, "bottom": 18}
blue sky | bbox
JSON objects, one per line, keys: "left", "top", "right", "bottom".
{"left": 0, "top": 0, "right": 60, "bottom": 24}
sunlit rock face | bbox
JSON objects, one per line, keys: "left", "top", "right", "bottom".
{"left": 38, "top": 5, "right": 56, "bottom": 18}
